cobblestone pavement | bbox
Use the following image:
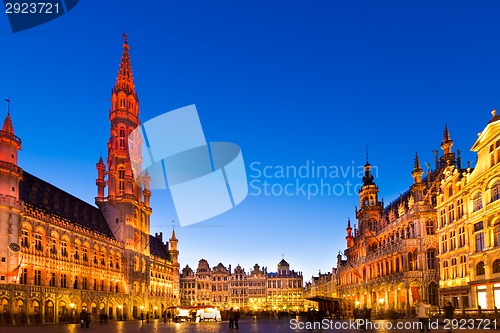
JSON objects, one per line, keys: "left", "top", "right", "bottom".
{"left": 0, "top": 318, "right": 498, "bottom": 333}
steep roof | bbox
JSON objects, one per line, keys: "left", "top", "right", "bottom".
{"left": 20, "top": 171, "right": 115, "bottom": 238}
{"left": 149, "top": 235, "right": 170, "bottom": 260}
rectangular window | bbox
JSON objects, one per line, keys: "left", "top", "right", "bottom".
{"left": 61, "top": 240, "right": 68, "bottom": 257}
{"left": 21, "top": 230, "right": 29, "bottom": 248}
{"left": 427, "top": 250, "right": 436, "bottom": 269}
{"left": 34, "top": 270, "right": 41, "bottom": 285}
{"left": 459, "top": 227, "right": 466, "bottom": 247}
{"left": 82, "top": 277, "right": 87, "bottom": 290}
{"left": 49, "top": 273, "right": 56, "bottom": 287}
{"left": 457, "top": 199, "right": 464, "bottom": 219}
{"left": 476, "top": 232, "right": 485, "bottom": 252}
{"left": 61, "top": 274, "right": 67, "bottom": 288}
{"left": 448, "top": 204, "right": 455, "bottom": 223}
{"left": 20, "top": 268, "right": 27, "bottom": 284}
{"left": 451, "top": 258, "right": 457, "bottom": 279}
{"left": 460, "top": 255, "right": 467, "bottom": 278}
{"left": 440, "top": 210, "right": 446, "bottom": 228}
{"left": 442, "top": 235, "right": 448, "bottom": 253}
{"left": 83, "top": 248, "right": 88, "bottom": 262}
{"left": 450, "top": 231, "right": 456, "bottom": 251}
{"left": 50, "top": 238, "right": 57, "bottom": 254}
{"left": 474, "top": 222, "right": 484, "bottom": 232}
{"left": 34, "top": 234, "right": 43, "bottom": 251}
{"left": 426, "top": 220, "right": 435, "bottom": 235}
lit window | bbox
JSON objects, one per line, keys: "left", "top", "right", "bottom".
{"left": 492, "top": 182, "right": 500, "bottom": 202}
{"left": 21, "top": 230, "right": 29, "bottom": 248}
{"left": 119, "top": 128, "right": 126, "bottom": 148}
{"left": 493, "top": 259, "right": 500, "bottom": 274}
{"left": 476, "top": 261, "right": 485, "bottom": 276}
{"left": 118, "top": 168, "right": 125, "bottom": 194}
{"left": 61, "top": 240, "right": 68, "bottom": 257}
{"left": 474, "top": 193, "right": 483, "bottom": 212}
{"left": 34, "top": 233, "right": 43, "bottom": 251}
{"left": 34, "top": 270, "right": 42, "bottom": 285}
{"left": 476, "top": 232, "right": 485, "bottom": 252}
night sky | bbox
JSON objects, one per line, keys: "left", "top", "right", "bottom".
{"left": 1, "top": 0, "right": 499, "bottom": 280}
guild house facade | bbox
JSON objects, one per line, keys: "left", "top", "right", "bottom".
{"left": 0, "top": 36, "right": 180, "bottom": 324}
{"left": 180, "top": 258, "right": 304, "bottom": 312}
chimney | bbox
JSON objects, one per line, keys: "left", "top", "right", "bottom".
{"left": 229, "top": 264, "right": 232, "bottom": 275}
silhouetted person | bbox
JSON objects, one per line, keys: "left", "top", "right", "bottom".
{"left": 79, "top": 310, "right": 86, "bottom": 328}
{"left": 85, "top": 312, "right": 91, "bottom": 328}
{"left": 228, "top": 308, "right": 234, "bottom": 328}
{"left": 234, "top": 309, "right": 240, "bottom": 329}
{"left": 443, "top": 301, "right": 454, "bottom": 333}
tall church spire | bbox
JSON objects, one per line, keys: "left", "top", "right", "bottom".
{"left": 115, "top": 33, "right": 135, "bottom": 95}
{"left": 97, "top": 36, "right": 150, "bottom": 250}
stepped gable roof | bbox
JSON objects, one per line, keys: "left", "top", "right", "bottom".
{"left": 19, "top": 171, "right": 114, "bottom": 238}
{"left": 149, "top": 235, "right": 169, "bottom": 260}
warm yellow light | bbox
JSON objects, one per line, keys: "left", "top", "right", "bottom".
{"left": 70, "top": 303, "right": 75, "bottom": 308}
{"left": 118, "top": 305, "right": 123, "bottom": 309}
{"left": 140, "top": 305, "right": 144, "bottom": 310}
{"left": 379, "top": 298, "right": 385, "bottom": 304}
{"left": 355, "top": 301, "right": 360, "bottom": 306}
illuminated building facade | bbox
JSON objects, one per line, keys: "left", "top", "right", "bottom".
{"left": 334, "top": 128, "right": 460, "bottom": 315}
{"left": 437, "top": 111, "right": 500, "bottom": 310}
{"left": 304, "top": 271, "right": 335, "bottom": 310}
{"left": 0, "top": 36, "right": 179, "bottom": 324}
{"left": 179, "top": 258, "right": 303, "bottom": 311}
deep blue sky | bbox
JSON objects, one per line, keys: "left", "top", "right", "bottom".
{"left": 1, "top": 1, "right": 499, "bottom": 280}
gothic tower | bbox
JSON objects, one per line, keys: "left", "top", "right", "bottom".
{"left": 356, "top": 160, "right": 383, "bottom": 236}
{"left": 411, "top": 152, "right": 425, "bottom": 203}
{"left": 441, "top": 124, "right": 456, "bottom": 167}
{"left": 96, "top": 35, "right": 152, "bottom": 294}
{"left": 0, "top": 110, "right": 23, "bottom": 283}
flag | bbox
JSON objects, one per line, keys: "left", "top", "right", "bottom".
{"left": 8, "top": 264, "right": 20, "bottom": 277}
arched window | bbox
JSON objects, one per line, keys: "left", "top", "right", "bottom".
{"left": 495, "top": 224, "right": 500, "bottom": 247}
{"left": 474, "top": 193, "right": 483, "bottom": 212}
{"left": 492, "top": 182, "right": 500, "bottom": 202}
{"left": 476, "top": 261, "right": 485, "bottom": 276}
{"left": 119, "top": 97, "right": 125, "bottom": 109}
{"left": 493, "top": 259, "right": 500, "bottom": 274}
{"left": 118, "top": 168, "right": 125, "bottom": 194}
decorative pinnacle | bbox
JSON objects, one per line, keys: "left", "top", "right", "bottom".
{"left": 122, "top": 32, "right": 128, "bottom": 44}
{"left": 443, "top": 124, "right": 451, "bottom": 142}
{"left": 413, "top": 152, "right": 421, "bottom": 171}
{"left": 493, "top": 110, "right": 497, "bottom": 117}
